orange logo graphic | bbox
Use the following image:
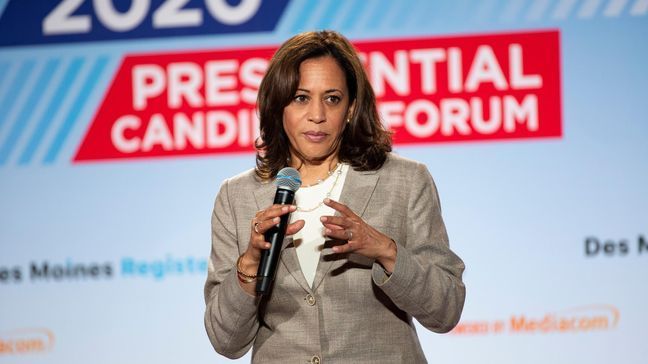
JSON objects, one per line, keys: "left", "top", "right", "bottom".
{"left": 0, "top": 328, "right": 55, "bottom": 355}
{"left": 451, "top": 305, "right": 619, "bottom": 336}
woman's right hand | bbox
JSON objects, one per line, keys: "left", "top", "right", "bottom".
{"left": 237, "top": 204, "right": 304, "bottom": 293}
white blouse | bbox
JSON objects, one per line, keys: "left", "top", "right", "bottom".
{"left": 290, "top": 163, "right": 349, "bottom": 287}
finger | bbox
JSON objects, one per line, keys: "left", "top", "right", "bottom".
{"left": 324, "top": 227, "right": 354, "bottom": 241}
{"left": 319, "top": 215, "right": 353, "bottom": 228}
{"left": 286, "top": 220, "right": 305, "bottom": 235}
{"left": 250, "top": 234, "right": 272, "bottom": 250}
{"left": 331, "top": 242, "right": 353, "bottom": 254}
{"left": 257, "top": 204, "right": 297, "bottom": 221}
{"left": 253, "top": 204, "right": 297, "bottom": 233}
{"left": 323, "top": 198, "right": 356, "bottom": 218}
{"left": 321, "top": 222, "right": 345, "bottom": 231}
{"left": 254, "top": 216, "right": 281, "bottom": 234}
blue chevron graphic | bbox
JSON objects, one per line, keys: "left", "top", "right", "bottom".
{"left": 19, "top": 58, "right": 84, "bottom": 165}
{"left": 0, "top": 58, "right": 59, "bottom": 164}
{"left": 44, "top": 56, "right": 109, "bottom": 164}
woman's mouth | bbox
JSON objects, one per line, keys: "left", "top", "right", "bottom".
{"left": 303, "top": 131, "right": 328, "bottom": 143}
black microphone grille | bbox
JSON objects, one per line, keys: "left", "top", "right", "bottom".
{"left": 275, "top": 167, "right": 302, "bottom": 191}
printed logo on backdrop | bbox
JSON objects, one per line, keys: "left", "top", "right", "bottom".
{"left": 75, "top": 30, "right": 562, "bottom": 162}
{"left": 0, "top": 328, "right": 55, "bottom": 355}
{"left": 585, "top": 234, "right": 647, "bottom": 258}
{"left": 0, "top": 0, "right": 289, "bottom": 46}
{"left": 0, "top": 255, "right": 207, "bottom": 284}
{"left": 451, "top": 305, "right": 620, "bottom": 336}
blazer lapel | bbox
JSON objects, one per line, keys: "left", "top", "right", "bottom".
{"left": 253, "top": 181, "right": 276, "bottom": 211}
{"left": 279, "top": 238, "right": 312, "bottom": 293}
{"left": 312, "top": 167, "right": 380, "bottom": 293}
{"left": 254, "top": 180, "right": 312, "bottom": 293}
{"left": 337, "top": 168, "right": 380, "bottom": 219}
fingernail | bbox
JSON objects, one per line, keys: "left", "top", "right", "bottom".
{"left": 324, "top": 198, "right": 331, "bottom": 203}
{"left": 332, "top": 246, "right": 339, "bottom": 252}
{"left": 289, "top": 205, "right": 297, "bottom": 211}
{"left": 320, "top": 216, "right": 327, "bottom": 222}
{"left": 273, "top": 217, "right": 280, "bottom": 223}
{"left": 266, "top": 243, "right": 271, "bottom": 248}
{"left": 325, "top": 228, "right": 331, "bottom": 234}
{"left": 282, "top": 206, "right": 289, "bottom": 212}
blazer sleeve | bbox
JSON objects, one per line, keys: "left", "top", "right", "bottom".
{"left": 372, "top": 162, "right": 466, "bottom": 333}
{"left": 204, "top": 178, "right": 259, "bottom": 359}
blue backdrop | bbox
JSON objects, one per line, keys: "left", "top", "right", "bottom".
{"left": 1, "top": 1, "right": 646, "bottom": 362}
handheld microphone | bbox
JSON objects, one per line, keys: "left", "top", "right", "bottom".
{"left": 256, "top": 167, "right": 301, "bottom": 295}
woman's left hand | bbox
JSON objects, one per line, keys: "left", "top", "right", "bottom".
{"left": 320, "top": 198, "right": 397, "bottom": 273}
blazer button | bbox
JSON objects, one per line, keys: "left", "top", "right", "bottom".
{"left": 305, "top": 294, "right": 316, "bottom": 306}
{"left": 310, "top": 355, "right": 321, "bottom": 364}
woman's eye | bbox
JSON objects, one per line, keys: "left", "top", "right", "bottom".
{"left": 326, "top": 95, "right": 341, "bottom": 104}
{"left": 294, "top": 95, "right": 308, "bottom": 103}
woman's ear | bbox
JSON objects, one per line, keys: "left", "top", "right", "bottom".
{"left": 347, "top": 102, "right": 356, "bottom": 123}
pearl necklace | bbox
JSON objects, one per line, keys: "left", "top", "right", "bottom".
{"left": 296, "top": 164, "right": 343, "bottom": 212}
{"left": 300, "top": 163, "right": 341, "bottom": 188}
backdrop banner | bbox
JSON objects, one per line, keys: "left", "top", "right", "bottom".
{"left": 1, "top": 1, "right": 646, "bottom": 363}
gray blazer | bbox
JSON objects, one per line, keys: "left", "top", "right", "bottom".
{"left": 204, "top": 153, "right": 465, "bottom": 363}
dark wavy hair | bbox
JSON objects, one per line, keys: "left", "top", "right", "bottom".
{"left": 255, "top": 30, "right": 392, "bottom": 180}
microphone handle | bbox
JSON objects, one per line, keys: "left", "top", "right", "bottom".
{"left": 256, "top": 188, "right": 294, "bottom": 295}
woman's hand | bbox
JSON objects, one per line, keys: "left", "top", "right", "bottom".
{"left": 320, "top": 198, "right": 397, "bottom": 273}
{"left": 238, "top": 204, "right": 304, "bottom": 293}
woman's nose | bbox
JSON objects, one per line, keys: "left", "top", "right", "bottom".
{"left": 307, "top": 100, "right": 325, "bottom": 123}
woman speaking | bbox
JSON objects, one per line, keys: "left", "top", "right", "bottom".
{"left": 204, "top": 30, "right": 465, "bottom": 363}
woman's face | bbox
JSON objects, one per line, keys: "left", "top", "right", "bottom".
{"left": 283, "top": 56, "right": 352, "bottom": 164}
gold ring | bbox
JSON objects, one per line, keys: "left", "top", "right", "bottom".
{"left": 254, "top": 222, "right": 260, "bottom": 234}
